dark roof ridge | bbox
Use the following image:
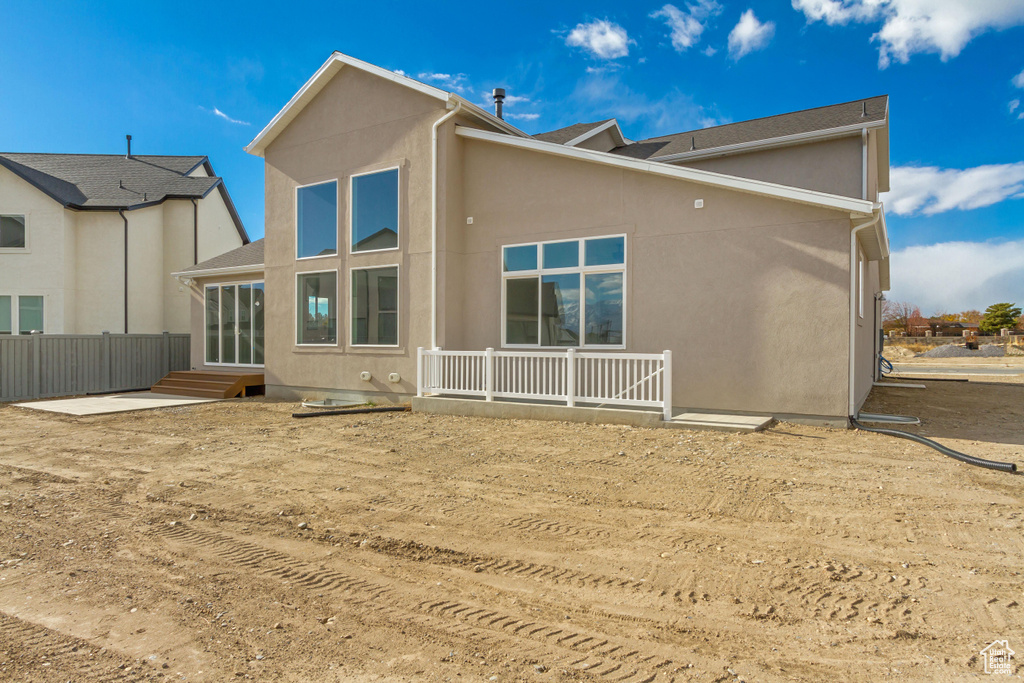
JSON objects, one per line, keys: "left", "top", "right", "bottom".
{"left": 638, "top": 94, "right": 888, "bottom": 143}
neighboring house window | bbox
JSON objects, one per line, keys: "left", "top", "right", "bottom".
{"left": 204, "top": 282, "right": 265, "bottom": 366}
{"left": 297, "top": 271, "right": 338, "bottom": 345}
{"left": 296, "top": 180, "right": 338, "bottom": 259}
{"left": 351, "top": 266, "right": 399, "bottom": 346}
{"left": 351, "top": 168, "right": 399, "bottom": 253}
{"left": 0, "top": 215, "right": 26, "bottom": 249}
{"left": 502, "top": 235, "right": 625, "bottom": 348}
{"left": 0, "top": 296, "right": 11, "bottom": 334}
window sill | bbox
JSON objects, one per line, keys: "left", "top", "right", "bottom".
{"left": 0, "top": 248, "right": 30, "bottom": 254}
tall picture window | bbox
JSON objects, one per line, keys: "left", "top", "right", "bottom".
{"left": 297, "top": 271, "right": 337, "bottom": 345}
{"left": 296, "top": 180, "right": 338, "bottom": 259}
{"left": 0, "top": 295, "right": 43, "bottom": 334}
{"left": 502, "top": 235, "right": 625, "bottom": 348}
{"left": 0, "top": 215, "right": 26, "bottom": 249}
{"left": 352, "top": 266, "right": 398, "bottom": 346}
{"left": 351, "top": 168, "right": 399, "bottom": 252}
{"left": 204, "top": 282, "right": 265, "bottom": 365}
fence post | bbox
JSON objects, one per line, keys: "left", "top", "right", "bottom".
{"left": 101, "top": 331, "right": 111, "bottom": 393}
{"left": 31, "top": 331, "right": 41, "bottom": 398}
{"left": 566, "top": 348, "right": 575, "bottom": 407}
{"left": 485, "top": 348, "right": 494, "bottom": 401}
{"left": 162, "top": 331, "right": 170, "bottom": 378}
{"left": 416, "top": 347, "right": 424, "bottom": 397}
{"left": 662, "top": 349, "right": 673, "bottom": 421}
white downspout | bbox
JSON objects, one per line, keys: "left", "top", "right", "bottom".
{"left": 849, "top": 210, "right": 881, "bottom": 420}
{"left": 861, "top": 128, "right": 868, "bottom": 200}
{"left": 431, "top": 99, "right": 462, "bottom": 350}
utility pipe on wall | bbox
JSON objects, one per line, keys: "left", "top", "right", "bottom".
{"left": 430, "top": 99, "right": 462, "bottom": 351}
{"left": 849, "top": 210, "right": 881, "bottom": 419}
{"left": 119, "top": 209, "right": 129, "bottom": 334}
{"left": 191, "top": 198, "right": 199, "bottom": 265}
{"left": 861, "top": 128, "right": 868, "bottom": 200}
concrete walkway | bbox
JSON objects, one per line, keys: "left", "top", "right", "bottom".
{"left": 892, "top": 364, "right": 1024, "bottom": 376}
{"left": 13, "top": 392, "right": 220, "bottom": 416}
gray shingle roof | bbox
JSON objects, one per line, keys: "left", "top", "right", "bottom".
{"left": 534, "top": 120, "right": 613, "bottom": 144}
{"left": 0, "top": 153, "right": 219, "bottom": 209}
{"left": 609, "top": 95, "right": 888, "bottom": 160}
{"left": 178, "top": 238, "right": 264, "bottom": 275}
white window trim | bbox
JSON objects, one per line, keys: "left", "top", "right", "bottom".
{"left": 500, "top": 235, "right": 627, "bottom": 350}
{"left": 295, "top": 269, "right": 340, "bottom": 347}
{"left": 202, "top": 280, "right": 266, "bottom": 368}
{"left": 349, "top": 166, "right": 401, "bottom": 256}
{"left": 294, "top": 179, "right": 340, "bottom": 262}
{"left": 349, "top": 264, "right": 401, "bottom": 348}
{"left": 0, "top": 294, "right": 45, "bottom": 335}
{"left": 0, "top": 213, "right": 30, "bottom": 254}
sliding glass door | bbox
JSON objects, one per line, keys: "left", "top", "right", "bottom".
{"left": 205, "top": 282, "right": 265, "bottom": 366}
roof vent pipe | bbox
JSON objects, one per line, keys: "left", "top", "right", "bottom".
{"left": 861, "top": 101, "right": 867, "bottom": 117}
{"left": 126, "top": 134, "right": 132, "bottom": 158}
{"left": 492, "top": 88, "right": 505, "bottom": 120}
{"left": 690, "top": 136, "right": 696, "bottom": 151}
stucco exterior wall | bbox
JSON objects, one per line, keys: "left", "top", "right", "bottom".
{"left": 677, "top": 135, "right": 864, "bottom": 199}
{"left": 261, "top": 66, "right": 449, "bottom": 398}
{"left": 853, "top": 255, "right": 881, "bottom": 411}
{"left": 0, "top": 167, "right": 70, "bottom": 333}
{"left": 454, "top": 138, "right": 855, "bottom": 419}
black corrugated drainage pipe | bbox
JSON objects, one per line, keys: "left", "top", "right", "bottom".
{"left": 292, "top": 406, "right": 410, "bottom": 419}
{"left": 851, "top": 418, "right": 1018, "bottom": 475}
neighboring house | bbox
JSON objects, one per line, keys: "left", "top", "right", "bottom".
{"left": 177, "top": 51, "right": 890, "bottom": 425}
{"left": 0, "top": 146, "right": 248, "bottom": 335}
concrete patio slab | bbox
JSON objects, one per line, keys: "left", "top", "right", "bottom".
{"left": 13, "top": 392, "right": 220, "bottom": 416}
{"left": 670, "top": 412, "right": 774, "bottom": 433}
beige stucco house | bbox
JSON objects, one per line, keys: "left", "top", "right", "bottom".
{"left": 177, "top": 51, "right": 890, "bottom": 425}
{"left": 0, "top": 149, "right": 248, "bottom": 335}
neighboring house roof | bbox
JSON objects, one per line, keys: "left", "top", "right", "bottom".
{"left": 0, "top": 152, "right": 249, "bottom": 242}
{"left": 534, "top": 120, "right": 613, "bottom": 144}
{"left": 610, "top": 95, "right": 889, "bottom": 162}
{"left": 173, "top": 238, "right": 264, "bottom": 278}
{"left": 245, "top": 51, "right": 529, "bottom": 157}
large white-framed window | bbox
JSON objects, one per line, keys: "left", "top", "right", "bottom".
{"left": 296, "top": 179, "right": 339, "bottom": 260}
{"left": 0, "top": 294, "right": 44, "bottom": 334}
{"left": 296, "top": 270, "right": 338, "bottom": 346}
{"left": 501, "top": 235, "right": 626, "bottom": 349}
{"left": 0, "top": 214, "right": 27, "bottom": 251}
{"left": 350, "top": 167, "right": 399, "bottom": 254}
{"left": 351, "top": 265, "right": 399, "bottom": 347}
{"left": 204, "top": 281, "right": 265, "bottom": 366}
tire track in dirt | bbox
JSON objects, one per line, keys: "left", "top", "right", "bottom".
{"left": 0, "top": 612, "right": 149, "bottom": 682}
{"left": 154, "top": 522, "right": 687, "bottom": 682}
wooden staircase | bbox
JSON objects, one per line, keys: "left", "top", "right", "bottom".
{"left": 151, "top": 371, "right": 265, "bottom": 399}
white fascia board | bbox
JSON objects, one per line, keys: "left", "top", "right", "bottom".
{"left": 456, "top": 126, "right": 875, "bottom": 216}
{"left": 563, "top": 119, "right": 626, "bottom": 148}
{"left": 171, "top": 263, "right": 265, "bottom": 279}
{"left": 649, "top": 120, "right": 888, "bottom": 164}
{"left": 245, "top": 53, "right": 530, "bottom": 158}
{"left": 876, "top": 203, "right": 889, "bottom": 259}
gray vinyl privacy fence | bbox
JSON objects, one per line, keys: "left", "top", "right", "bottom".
{"left": 0, "top": 332, "right": 190, "bottom": 402}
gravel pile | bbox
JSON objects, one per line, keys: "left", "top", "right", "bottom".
{"left": 917, "top": 344, "right": 1006, "bottom": 358}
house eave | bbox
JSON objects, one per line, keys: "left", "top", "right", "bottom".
{"left": 171, "top": 263, "right": 265, "bottom": 279}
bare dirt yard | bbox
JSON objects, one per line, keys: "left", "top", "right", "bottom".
{"left": 0, "top": 378, "right": 1022, "bottom": 682}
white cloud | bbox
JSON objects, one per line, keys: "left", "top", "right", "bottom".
{"left": 882, "top": 163, "right": 1024, "bottom": 215}
{"left": 506, "top": 112, "right": 541, "bottom": 121}
{"left": 566, "top": 19, "right": 632, "bottom": 59}
{"left": 703, "top": 45, "right": 718, "bottom": 56}
{"left": 650, "top": 1, "right": 722, "bottom": 52}
{"left": 200, "top": 106, "right": 250, "bottom": 126}
{"left": 888, "top": 240, "right": 1024, "bottom": 315}
{"left": 1014, "top": 67, "right": 1024, "bottom": 88}
{"left": 792, "top": 0, "right": 1024, "bottom": 68}
{"left": 418, "top": 72, "right": 469, "bottom": 93}
{"left": 1011, "top": 99, "right": 1020, "bottom": 114}
{"left": 728, "top": 10, "right": 776, "bottom": 59}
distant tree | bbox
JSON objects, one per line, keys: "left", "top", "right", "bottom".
{"left": 883, "top": 300, "right": 925, "bottom": 335}
{"left": 935, "top": 311, "right": 959, "bottom": 322}
{"left": 959, "top": 309, "right": 983, "bottom": 324}
{"left": 979, "top": 303, "right": 1022, "bottom": 335}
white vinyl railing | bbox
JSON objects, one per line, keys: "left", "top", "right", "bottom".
{"left": 417, "top": 347, "right": 672, "bottom": 421}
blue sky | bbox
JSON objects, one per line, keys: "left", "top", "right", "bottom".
{"left": 2, "top": 0, "right": 1023, "bottom": 314}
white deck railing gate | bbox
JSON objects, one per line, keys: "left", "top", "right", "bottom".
{"left": 417, "top": 347, "right": 672, "bottom": 421}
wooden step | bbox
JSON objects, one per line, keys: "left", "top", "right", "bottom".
{"left": 151, "top": 370, "right": 265, "bottom": 399}
{"left": 152, "top": 386, "right": 235, "bottom": 399}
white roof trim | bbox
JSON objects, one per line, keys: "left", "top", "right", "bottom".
{"left": 245, "top": 52, "right": 527, "bottom": 157}
{"left": 564, "top": 119, "right": 627, "bottom": 148}
{"left": 456, "top": 126, "right": 876, "bottom": 216}
{"left": 649, "top": 120, "right": 888, "bottom": 164}
{"left": 172, "top": 263, "right": 265, "bottom": 279}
